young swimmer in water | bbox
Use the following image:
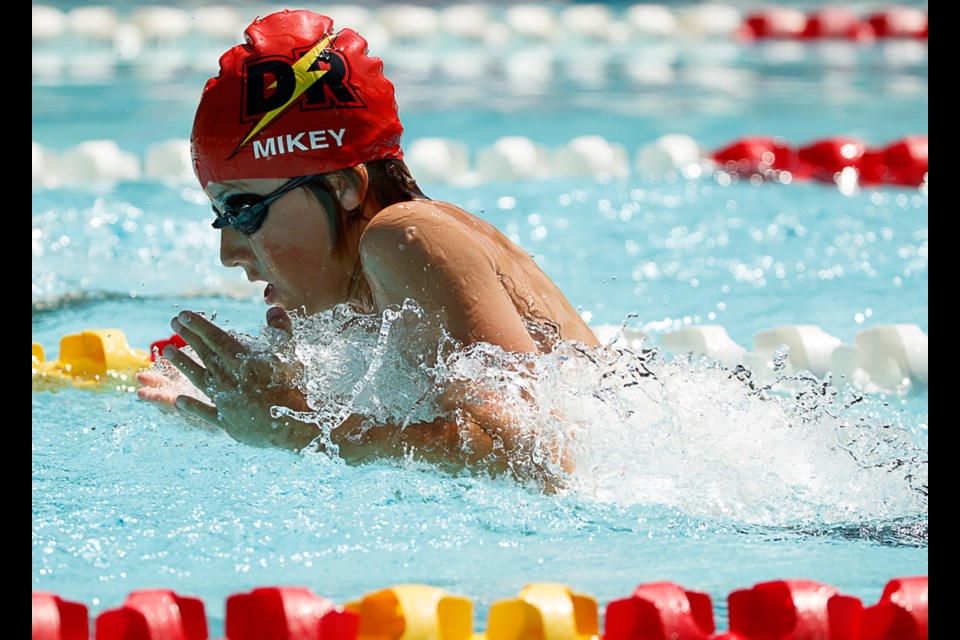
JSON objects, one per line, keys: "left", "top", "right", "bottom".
{"left": 136, "top": 9, "right": 600, "bottom": 490}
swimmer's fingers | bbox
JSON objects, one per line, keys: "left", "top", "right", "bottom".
{"left": 136, "top": 370, "right": 167, "bottom": 388}
{"left": 174, "top": 394, "right": 219, "bottom": 425}
{"left": 161, "top": 344, "right": 210, "bottom": 393}
{"left": 174, "top": 311, "right": 247, "bottom": 364}
{"left": 170, "top": 314, "right": 244, "bottom": 383}
{"left": 170, "top": 315, "right": 219, "bottom": 369}
{"left": 136, "top": 384, "right": 179, "bottom": 412}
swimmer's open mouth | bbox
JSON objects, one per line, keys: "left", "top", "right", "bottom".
{"left": 264, "top": 283, "right": 276, "bottom": 304}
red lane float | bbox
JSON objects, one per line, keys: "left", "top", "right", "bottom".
{"left": 711, "top": 135, "right": 927, "bottom": 187}
{"left": 32, "top": 592, "right": 89, "bottom": 640}
{"left": 869, "top": 135, "right": 928, "bottom": 187}
{"left": 95, "top": 590, "right": 208, "bottom": 640}
{"left": 867, "top": 7, "right": 928, "bottom": 39}
{"left": 739, "top": 6, "right": 926, "bottom": 41}
{"left": 861, "top": 576, "right": 928, "bottom": 640}
{"left": 802, "top": 7, "right": 875, "bottom": 41}
{"left": 604, "top": 581, "right": 715, "bottom": 640}
{"left": 711, "top": 135, "right": 796, "bottom": 178}
{"left": 716, "top": 579, "right": 863, "bottom": 640}
{"left": 796, "top": 136, "right": 868, "bottom": 183}
{"left": 737, "top": 7, "right": 807, "bottom": 40}
{"left": 149, "top": 333, "right": 187, "bottom": 362}
{"left": 225, "top": 586, "right": 358, "bottom": 640}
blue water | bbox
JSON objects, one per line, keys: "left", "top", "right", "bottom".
{"left": 33, "top": 2, "right": 927, "bottom": 635}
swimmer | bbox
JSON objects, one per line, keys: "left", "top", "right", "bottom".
{"left": 136, "top": 9, "right": 600, "bottom": 491}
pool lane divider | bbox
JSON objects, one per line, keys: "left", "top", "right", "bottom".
{"left": 31, "top": 575, "right": 929, "bottom": 639}
{"left": 31, "top": 3, "right": 927, "bottom": 47}
{"left": 32, "top": 323, "right": 928, "bottom": 396}
{"left": 32, "top": 134, "right": 928, "bottom": 189}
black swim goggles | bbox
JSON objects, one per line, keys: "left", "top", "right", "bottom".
{"left": 211, "top": 174, "right": 315, "bottom": 235}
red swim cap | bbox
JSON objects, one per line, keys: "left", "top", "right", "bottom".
{"left": 190, "top": 10, "right": 404, "bottom": 187}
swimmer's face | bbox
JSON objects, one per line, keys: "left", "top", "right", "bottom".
{"left": 205, "top": 177, "right": 356, "bottom": 314}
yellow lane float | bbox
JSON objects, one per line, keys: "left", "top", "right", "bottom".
{"left": 32, "top": 329, "right": 152, "bottom": 392}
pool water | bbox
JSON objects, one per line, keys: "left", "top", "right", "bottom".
{"left": 32, "top": 1, "right": 927, "bottom": 635}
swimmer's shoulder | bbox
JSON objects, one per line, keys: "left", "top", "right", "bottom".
{"left": 360, "top": 200, "right": 502, "bottom": 310}
{"left": 364, "top": 200, "right": 487, "bottom": 235}
{"left": 360, "top": 200, "right": 496, "bottom": 258}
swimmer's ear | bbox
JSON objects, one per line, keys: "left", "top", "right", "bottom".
{"left": 328, "top": 165, "right": 369, "bottom": 212}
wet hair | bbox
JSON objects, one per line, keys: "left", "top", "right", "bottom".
{"left": 302, "top": 158, "right": 430, "bottom": 304}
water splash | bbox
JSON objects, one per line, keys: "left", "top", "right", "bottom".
{"left": 231, "top": 300, "right": 927, "bottom": 537}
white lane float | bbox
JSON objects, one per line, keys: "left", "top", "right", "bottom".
{"left": 554, "top": 136, "right": 630, "bottom": 180}
{"left": 624, "top": 4, "right": 680, "bottom": 38}
{"left": 635, "top": 134, "right": 707, "bottom": 178}
{"left": 32, "top": 5, "right": 67, "bottom": 40}
{"left": 57, "top": 140, "right": 141, "bottom": 184}
{"left": 661, "top": 326, "right": 747, "bottom": 367}
{"left": 67, "top": 5, "right": 119, "bottom": 41}
{"left": 144, "top": 139, "right": 194, "bottom": 183}
{"left": 476, "top": 136, "right": 550, "bottom": 181}
{"left": 405, "top": 137, "right": 475, "bottom": 185}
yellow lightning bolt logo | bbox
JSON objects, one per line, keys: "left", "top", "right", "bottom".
{"left": 231, "top": 34, "right": 335, "bottom": 158}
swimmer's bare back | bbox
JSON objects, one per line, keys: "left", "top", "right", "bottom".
{"left": 360, "top": 200, "right": 601, "bottom": 354}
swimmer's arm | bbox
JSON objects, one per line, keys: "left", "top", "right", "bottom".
{"left": 359, "top": 204, "right": 541, "bottom": 352}
{"left": 152, "top": 308, "right": 562, "bottom": 490}
{"left": 147, "top": 310, "right": 511, "bottom": 472}
{"left": 163, "top": 371, "right": 511, "bottom": 479}
{"left": 358, "top": 208, "right": 573, "bottom": 481}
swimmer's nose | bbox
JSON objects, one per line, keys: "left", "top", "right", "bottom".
{"left": 219, "top": 227, "right": 252, "bottom": 269}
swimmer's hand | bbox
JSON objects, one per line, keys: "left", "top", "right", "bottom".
{"left": 149, "top": 307, "right": 567, "bottom": 493}
{"left": 158, "top": 309, "right": 320, "bottom": 451}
